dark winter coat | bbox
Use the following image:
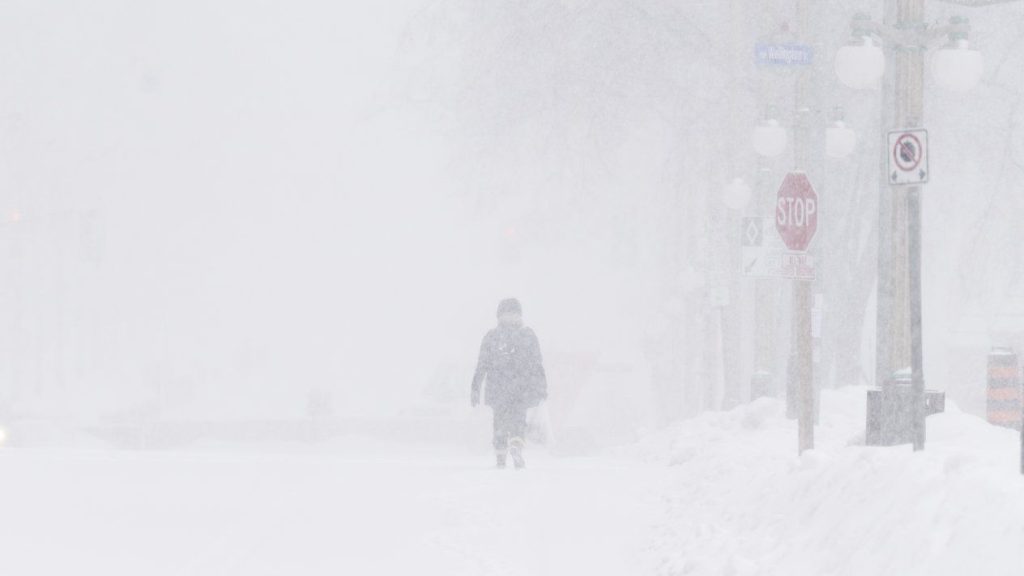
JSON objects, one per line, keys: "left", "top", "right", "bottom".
{"left": 471, "top": 324, "right": 547, "bottom": 408}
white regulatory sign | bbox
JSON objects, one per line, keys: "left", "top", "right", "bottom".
{"left": 887, "top": 129, "right": 929, "bottom": 186}
{"left": 741, "top": 216, "right": 816, "bottom": 281}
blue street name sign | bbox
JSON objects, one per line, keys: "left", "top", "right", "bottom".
{"left": 755, "top": 43, "right": 814, "bottom": 66}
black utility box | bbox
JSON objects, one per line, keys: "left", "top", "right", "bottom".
{"left": 866, "top": 376, "right": 945, "bottom": 446}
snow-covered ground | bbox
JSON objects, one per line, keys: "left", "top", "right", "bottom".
{"left": 1, "top": 387, "right": 1023, "bottom": 575}
{"left": 0, "top": 436, "right": 665, "bottom": 576}
{"left": 637, "top": 387, "right": 1024, "bottom": 576}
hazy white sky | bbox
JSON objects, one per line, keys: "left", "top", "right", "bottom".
{"left": 2, "top": 1, "right": 1022, "bottom": 422}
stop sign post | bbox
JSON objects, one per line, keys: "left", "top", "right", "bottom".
{"left": 774, "top": 172, "right": 817, "bottom": 455}
{"left": 776, "top": 172, "right": 818, "bottom": 252}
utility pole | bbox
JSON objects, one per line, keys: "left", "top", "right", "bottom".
{"left": 752, "top": 163, "right": 776, "bottom": 400}
{"left": 852, "top": 0, "right": 1018, "bottom": 451}
{"left": 719, "top": 0, "right": 748, "bottom": 411}
{"left": 794, "top": 0, "right": 814, "bottom": 454}
{"left": 877, "top": 1, "right": 918, "bottom": 396}
{"left": 897, "top": 0, "right": 927, "bottom": 451}
{"left": 875, "top": 7, "right": 896, "bottom": 392}
{"left": 884, "top": 0, "right": 927, "bottom": 450}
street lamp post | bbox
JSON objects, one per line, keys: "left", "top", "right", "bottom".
{"left": 835, "top": 7, "right": 985, "bottom": 451}
{"left": 792, "top": 0, "right": 814, "bottom": 453}
{"left": 720, "top": 177, "right": 752, "bottom": 410}
{"left": 751, "top": 1, "right": 857, "bottom": 453}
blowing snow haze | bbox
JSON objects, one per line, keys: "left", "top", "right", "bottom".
{"left": 0, "top": 1, "right": 498, "bottom": 421}
{"left": 4, "top": 0, "right": 1022, "bottom": 427}
{"left": 2, "top": 1, "right": 1024, "bottom": 574}
{"left": 0, "top": 1, "right": 673, "bottom": 425}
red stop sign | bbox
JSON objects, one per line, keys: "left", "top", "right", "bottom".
{"left": 775, "top": 172, "right": 818, "bottom": 252}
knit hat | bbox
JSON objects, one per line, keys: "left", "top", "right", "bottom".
{"left": 496, "top": 298, "right": 522, "bottom": 317}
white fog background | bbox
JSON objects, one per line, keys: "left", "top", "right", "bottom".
{"left": 3, "top": 1, "right": 1022, "bottom": 433}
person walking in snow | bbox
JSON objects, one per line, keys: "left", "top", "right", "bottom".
{"left": 471, "top": 298, "right": 547, "bottom": 469}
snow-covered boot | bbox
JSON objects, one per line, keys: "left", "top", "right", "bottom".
{"left": 496, "top": 449, "right": 508, "bottom": 469}
{"left": 509, "top": 437, "right": 526, "bottom": 469}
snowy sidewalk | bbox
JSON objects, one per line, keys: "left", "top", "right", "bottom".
{"left": 637, "top": 387, "right": 1024, "bottom": 576}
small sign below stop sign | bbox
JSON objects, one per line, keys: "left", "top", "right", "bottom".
{"left": 775, "top": 172, "right": 818, "bottom": 252}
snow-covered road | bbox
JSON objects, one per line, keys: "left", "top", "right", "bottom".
{"left": 3, "top": 388, "right": 1024, "bottom": 576}
{"left": 0, "top": 440, "right": 665, "bottom": 576}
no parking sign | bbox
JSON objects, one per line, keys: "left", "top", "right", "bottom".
{"left": 888, "top": 129, "right": 929, "bottom": 185}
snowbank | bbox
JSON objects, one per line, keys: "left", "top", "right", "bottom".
{"left": 638, "top": 387, "right": 1024, "bottom": 576}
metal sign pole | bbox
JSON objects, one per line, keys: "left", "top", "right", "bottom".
{"left": 899, "top": 0, "right": 927, "bottom": 451}
{"left": 908, "top": 185, "right": 926, "bottom": 450}
{"left": 796, "top": 280, "right": 814, "bottom": 453}
{"left": 876, "top": 0, "right": 897, "bottom": 398}
{"left": 795, "top": 0, "right": 814, "bottom": 454}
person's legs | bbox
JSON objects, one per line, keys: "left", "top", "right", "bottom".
{"left": 507, "top": 402, "right": 528, "bottom": 468}
{"left": 492, "top": 404, "right": 510, "bottom": 467}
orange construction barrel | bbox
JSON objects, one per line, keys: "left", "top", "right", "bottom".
{"left": 987, "top": 347, "right": 1021, "bottom": 430}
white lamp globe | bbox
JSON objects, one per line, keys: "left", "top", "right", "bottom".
{"left": 722, "top": 177, "right": 752, "bottom": 211}
{"left": 752, "top": 119, "right": 787, "bottom": 157}
{"left": 826, "top": 120, "right": 857, "bottom": 158}
{"left": 834, "top": 37, "right": 885, "bottom": 90}
{"left": 931, "top": 39, "right": 983, "bottom": 92}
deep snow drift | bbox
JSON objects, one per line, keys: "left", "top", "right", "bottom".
{"left": 636, "top": 387, "right": 1024, "bottom": 576}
